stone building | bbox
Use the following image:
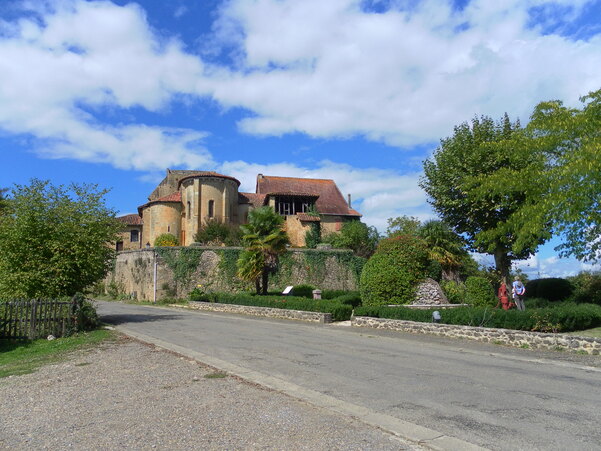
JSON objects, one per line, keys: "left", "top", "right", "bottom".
{"left": 116, "top": 169, "right": 361, "bottom": 249}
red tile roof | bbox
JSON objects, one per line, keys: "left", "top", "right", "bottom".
{"left": 138, "top": 191, "right": 182, "bottom": 212}
{"left": 117, "top": 214, "right": 143, "bottom": 225}
{"left": 256, "top": 175, "right": 361, "bottom": 217}
{"left": 297, "top": 213, "right": 321, "bottom": 222}
{"left": 178, "top": 171, "right": 240, "bottom": 187}
{"left": 239, "top": 192, "right": 267, "bottom": 207}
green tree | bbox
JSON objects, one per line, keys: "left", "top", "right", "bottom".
{"left": 420, "top": 114, "right": 545, "bottom": 280}
{"left": 417, "top": 220, "right": 468, "bottom": 281}
{"left": 469, "top": 90, "right": 601, "bottom": 263}
{"left": 0, "top": 179, "right": 122, "bottom": 298}
{"left": 237, "top": 206, "right": 289, "bottom": 295}
{"left": 386, "top": 215, "right": 421, "bottom": 238}
{"left": 324, "top": 221, "right": 379, "bottom": 258}
{"left": 0, "top": 188, "right": 8, "bottom": 216}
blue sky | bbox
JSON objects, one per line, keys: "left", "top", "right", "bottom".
{"left": 1, "top": 0, "right": 600, "bottom": 277}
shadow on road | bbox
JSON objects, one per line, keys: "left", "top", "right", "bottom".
{"left": 101, "top": 313, "right": 184, "bottom": 325}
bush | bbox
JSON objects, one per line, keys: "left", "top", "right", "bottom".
{"left": 334, "top": 293, "right": 362, "bottom": 307}
{"left": 154, "top": 233, "right": 179, "bottom": 247}
{"left": 323, "top": 221, "right": 379, "bottom": 258}
{"left": 194, "top": 220, "right": 241, "bottom": 246}
{"left": 292, "top": 284, "right": 316, "bottom": 298}
{"left": 360, "top": 235, "right": 430, "bottom": 306}
{"left": 425, "top": 260, "right": 443, "bottom": 282}
{"left": 354, "top": 303, "right": 601, "bottom": 332}
{"left": 526, "top": 278, "right": 573, "bottom": 302}
{"left": 69, "top": 293, "right": 99, "bottom": 334}
{"left": 304, "top": 223, "right": 321, "bottom": 249}
{"left": 322, "top": 290, "right": 354, "bottom": 300}
{"left": 567, "top": 271, "right": 601, "bottom": 305}
{"left": 465, "top": 276, "right": 495, "bottom": 307}
{"left": 440, "top": 280, "right": 467, "bottom": 304}
{"left": 205, "top": 292, "right": 353, "bottom": 321}
{"left": 188, "top": 285, "right": 216, "bottom": 302}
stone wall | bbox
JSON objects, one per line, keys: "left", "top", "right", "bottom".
{"left": 105, "top": 247, "right": 364, "bottom": 301}
{"left": 174, "top": 302, "right": 332, "bottom": 323}
{"left": 352, "top": 316, "right": 601, "bottom": 355}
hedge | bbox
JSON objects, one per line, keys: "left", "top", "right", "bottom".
{"left": 353, "top": 303, "right": 601, "bottom": 332}
{"left": 201, "top": 292, "right": 353, "bottom": 321}
{"left": 526, "top": 278, "right": 574, "bottom": 302}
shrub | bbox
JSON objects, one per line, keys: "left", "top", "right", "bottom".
{"left": 68, "top": 293, "right": 99, "bottom": 334}
{"left": 194, "top": 220, "right": 242, "bottom": 246}
{"left": 360, "top": 235, "right": 430, "bottom": 306}
{"left": 425, "top": 260, "right": 443, "bottom": 282}
{"left": 526, "top": 278, "right": 573, "bottom": 302}
{"left": 324, "top": 221, "right": 379, "bottom": 258}
{"left": 188, "top": 285, "right": 216, "bottom": 302}
{"left": 440, "top": 280, "right": 467, "bottom": 304}
{"left": 304, "top": 223, "right": 321, "bottom": 249}
{"left": 567, "top": 271, "right": 601, "bottom": 305}
{"left": 154, "top": 233, "right": 179, "bottom": 247}
{"left": 334, "top": 293, "right": 362, "bottom": 307}
{"left": 322, "top": 290, "right": 354, "bottom": 300}
{"left": 354, "top": 303, "right": 601, "bottom": 332}
{"left": 206, "top": 292, "right": 353, "bottom": 321}
{"left": 292, "top": 284, "right": 316, "bottom": 298}
{"left": 465, "top": 276, "right": 495, "bottom": 307}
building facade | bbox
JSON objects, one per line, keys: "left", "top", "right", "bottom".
{"left": 117, "top": 169, "right": 361, "bottom": 249}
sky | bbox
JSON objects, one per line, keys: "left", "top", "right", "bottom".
{"left": 1, "top": 0, "right": 600, "bottom": 278}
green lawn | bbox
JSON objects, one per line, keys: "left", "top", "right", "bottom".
{"left": 568, "top": 327, "right": 601, "bottom": 338}
{"left": 0, "top": 329, "right": 116, "bottom": 378}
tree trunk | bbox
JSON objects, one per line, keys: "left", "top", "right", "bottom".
{"left": 261, "top": 270, "right": 269, "bottom": 295}
{"left": 494, "top": 249, "right": 511, "bottom": 283}
{"left": 255, "top": 278, "right": 261, "bottom": 295}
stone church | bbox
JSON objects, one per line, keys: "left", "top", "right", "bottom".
{"left": 117, "top": 169, "right": 361, "bottom": 250}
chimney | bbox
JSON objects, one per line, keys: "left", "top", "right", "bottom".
{"left": 258, "top": 173, "right": 264, "bottom": 179}
{"left": 347, "top": 194, "right": 352, "bottom": 208}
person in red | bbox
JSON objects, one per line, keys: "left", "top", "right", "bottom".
{"left": 497, "top": 279, "right": 511, "bottom": 310}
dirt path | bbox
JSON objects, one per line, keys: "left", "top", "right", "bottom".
{"left": 0, "top": 336, "right": 419, "bottom": 450}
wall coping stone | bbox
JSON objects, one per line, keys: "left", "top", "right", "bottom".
{"left": 351, "top": 316, "right": 601, "bottom": 355}
{"left": 173, "top": 302, "right": 332, "bottom": 323}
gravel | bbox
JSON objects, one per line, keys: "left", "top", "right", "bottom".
{"left": 0, "top": 336, "right": 421, "bottom": 450}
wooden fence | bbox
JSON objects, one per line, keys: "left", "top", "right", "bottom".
{"left": 0, "top": 299, "right": 74, "bottom": 340}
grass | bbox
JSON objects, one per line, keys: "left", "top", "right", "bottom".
{"left": 204, "top": 372, "right": 227, "bottom": 379}
{"left": 568, "top": 327, "right": 601, "bottom": 338}
{"left": 0, "top": 329, "right": 116, "bottom": 378}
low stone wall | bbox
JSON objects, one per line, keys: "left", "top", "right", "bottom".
{"left": 352, "top": 316, "right": 601, "bottom": 355}
{"left": 174, "top": 302, "right": 332, "bottom": 323}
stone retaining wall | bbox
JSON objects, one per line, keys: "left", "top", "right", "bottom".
{"left": 352, "top": 316, "right": 601, "bottom": 355}
{"left": 174, "top": 302, "right": 332, "bottom": 323}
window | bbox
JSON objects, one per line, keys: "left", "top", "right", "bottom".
{"left": 116, "top": 241, "right": 123, "bottom": 251}
{"left": 275, "top": 196, "right": 316, "bottom": 216}
{"left": 208, "top": 200, "right": 214, "bottom": 218}
{"left": 187, "top": 201, "right": 191, "bottom": 219}
{"left": 130, "top": 229, "right": 139, "bottom": 242}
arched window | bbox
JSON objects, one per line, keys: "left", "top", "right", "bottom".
{"left": 208, "top": 200, "right": 214, "bottom": 218}
{"left": 187, "top": 201, "right": 191, "bottom": 219}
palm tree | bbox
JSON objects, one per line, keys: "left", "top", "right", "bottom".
{"left": 418, "top": 220, "right": 467, "bottom": 281}
{"left": 237, "top": 206, "right": 289, "bottom": 294}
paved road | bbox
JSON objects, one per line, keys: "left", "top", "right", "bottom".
{"left": 98, "top": 301, "right": 601, "bottom": 450}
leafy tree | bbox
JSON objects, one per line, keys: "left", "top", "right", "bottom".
{"left": 386, "top": 215, "right": 421, "bottom": 238}
{"left": 154, "top": 233, "right": 179, "bottom": 247}
{"left": 0, "top": 188, "right": 8, "bottom": 216}
{"left": 0, "top": 179, "right": 122, "bottom": 298}
{"left": 237, "top": 206, "right": 289, "bottom": 295}
{"left": 469, "top": 90, "right": 601, "bottom": 263}
{"left": 194, "top": 219, "right": 241, "bottom": 246}
{"left": 420, "top": 114, "right": 545, "bottom": 280}
{"left": 324, "top": 221, "right": 379, "bottom": 258}
{"left": 417, "top": 220, "right": 468, "bottom": 281}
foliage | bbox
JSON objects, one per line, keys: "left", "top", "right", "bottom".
{"left": 292, "top": 284, "right": 316, "bottom": 298}
{"left": 354, "top": 303, "right": 601, "bottom": 332}
{"left": 465, "top": 276, "right": 496, "bottom": 307}
{"left": 467, "top": 90, "right": 601, "bottom": 263}
{"left": 420, "top": 114, "right": 545, "bottom": 280}
{"left": 567, "top": 271, "right": 601, "bottom": 305}
{"left": 205, "top": 292, "right": 353, "bottom": 321}
{"left": 0, "top": 179, "right": 122, "bottom": 298}
{"left": 188, "top": 284, "right": 217, "bottom": 302}
{"left": 440, "top": 280, "right": 467, "bottom": 304}
{"left": 525, "top": 278, "right": 574, "bottom": 303}
{"left": 68, "top": 293, "right": 99, "bottom": 334}
{"left": 238, "top": 206, "right": 289, "bottom": 294}
{"left": 322, "top": 290, "right": 358, "bottom": 300}
{"left": 154, "top": 233, "right": 179, "bottom": 247}
{"left": 194, "top": 219, "right": 241, "bottom": 246}
{"left": 305, "top": 222, "right": 321, "bottom": 249}
{"left": 323, "top": 221, "right": 379, "bottom": 258}
{"left": 360, "top": 235, "right": 430, "bottom": 306}
{"left": 333, "top": 292, "right": 362, "bottom": 307}
{"left": 386, "top": 215, "right": 421, "bottom": 238}
{"left": 0, "top": 187, "right": 8, "bottom": 216}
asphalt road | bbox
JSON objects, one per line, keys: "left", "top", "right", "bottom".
{"left": 98, "top": 301, "right": 601, "bottom": 451}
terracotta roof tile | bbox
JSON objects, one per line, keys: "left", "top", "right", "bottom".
{"left": 155, "top": 192, "right": 181, "bottom": 203}
{"left": 297, "top": 213, "right": 321, "bottom": 222}
{"left": 117, "top": 214, "right": 143, "bottom": 225}
{"left": 239, "top": 192, "right": 267, "bottom": 207}
{"left": 256, "top": 175, "right": 361, "bottom": 217}
{"left": 178, "top": 172, "right": 240, "bottom": 187}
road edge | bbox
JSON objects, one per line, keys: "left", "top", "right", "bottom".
{"left": 115, "top": 325, "right": 487, "bottom": 451}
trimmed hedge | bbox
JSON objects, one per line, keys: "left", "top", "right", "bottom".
{"left": 292, "top": 284, "right": 316, "bottom": 298}
{"left": 204, "top": 292, "right": 353, "bottom": 321}
{"left": 354, "top": 303, "right": 601, "bottom": 332}
{"left": 526, "top": 278, "right": 574, "bottom": 302}
{"left": 465, "top": 276, "right": 496, "bottom": 307}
